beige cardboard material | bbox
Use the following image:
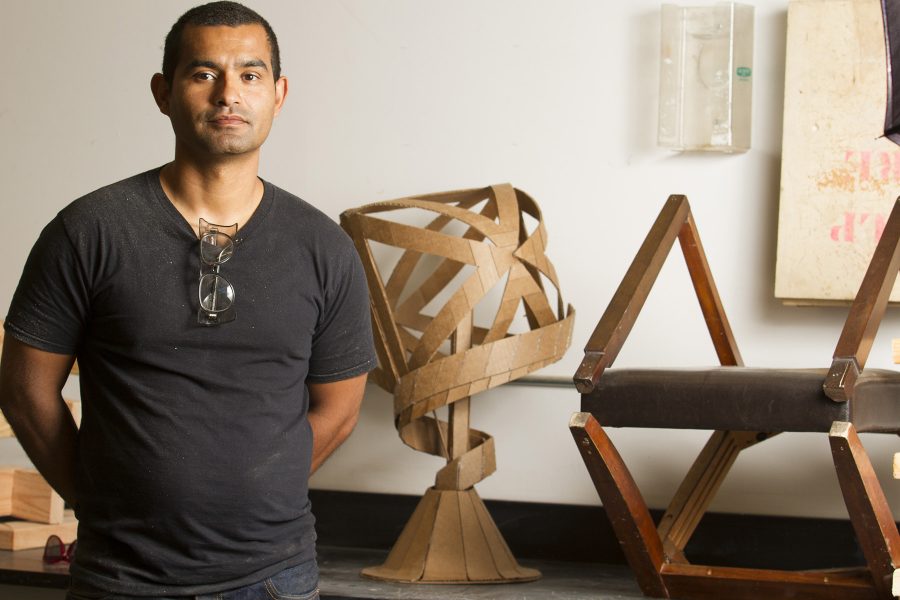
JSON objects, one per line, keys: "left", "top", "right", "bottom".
{"left": 776, "top": 0, "right": 900, "bottom": 303}
{"left": 360, "top": 488, "right": 540, "bottom": 584}
{"left": 341, "top": 184, "right": 572, "bottom": 583}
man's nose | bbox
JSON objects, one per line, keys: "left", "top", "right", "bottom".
{"left": 215, "top": 73, "right": 240, "bottom": 106}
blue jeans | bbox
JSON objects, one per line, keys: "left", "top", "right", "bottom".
{"left": 66, "top": 559, "right": 319, "bottom": 600}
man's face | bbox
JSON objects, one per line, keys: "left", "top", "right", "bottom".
{"left": 153, "top": 24, "right": 286, "bottom": 160}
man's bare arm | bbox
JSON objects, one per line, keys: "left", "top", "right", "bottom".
{"left": 307, "top": 373, "right": 368, "bottom": 474}
{"left": 0, "top": 334, "right": 79, "bottom": 505}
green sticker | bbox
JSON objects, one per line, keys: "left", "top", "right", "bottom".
{"left": 736, "top": 66, "right": 752, "bottom": 78}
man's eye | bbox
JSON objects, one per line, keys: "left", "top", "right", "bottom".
{"left": 194, "top": 72, "right": 215, "bottom": 81}
{"left": 244, "top": 73, "right": 260, "bottom": 81}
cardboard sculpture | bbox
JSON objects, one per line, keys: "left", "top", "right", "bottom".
{"left": 341, "top": 184, "right": 574, "bottom": 583}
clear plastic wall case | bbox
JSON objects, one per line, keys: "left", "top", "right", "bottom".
{"left": 658, "top": 2, "right": 754, "bottom": 153}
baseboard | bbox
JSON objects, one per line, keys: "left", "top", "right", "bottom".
{"left": 309, "top": 488, "right": 866, "bottom": 570}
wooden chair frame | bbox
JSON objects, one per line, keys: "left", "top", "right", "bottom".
{"left": 570, "top": 195, "right": 900, "bottom": 599}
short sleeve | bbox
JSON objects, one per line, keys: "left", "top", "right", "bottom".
{"left": 4, "top": 215, "right": 89, "bottom": 354}
{"left": 306, "top": 239, "right": 376, "bottom": 383}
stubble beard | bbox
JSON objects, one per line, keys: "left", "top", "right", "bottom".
{"left": 198, "top": 127, "right": 259, "bottom": 156}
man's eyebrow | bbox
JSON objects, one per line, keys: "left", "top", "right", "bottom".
{"left": 186, "top": 59, "right": 221, "bottom": 71}
{"left": 241, "top": 59, "right": 269, "bottom": 71}
{"left": 184, "top": 59, "right": 269, "bottom": 71}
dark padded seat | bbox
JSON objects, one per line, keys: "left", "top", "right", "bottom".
{"left": 585, "top": 367, "right": 900, "bottom": 433}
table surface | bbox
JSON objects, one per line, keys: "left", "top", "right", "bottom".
{"left": 0, "top": 546, "right": 69, "bottom": 588}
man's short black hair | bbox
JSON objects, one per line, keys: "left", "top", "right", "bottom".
{"left": 162, "top": 1, "right": 281, "bottom": 84}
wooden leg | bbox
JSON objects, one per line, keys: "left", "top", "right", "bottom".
{"left": 658, "top": 430, "right": 774, "bottom": 559}
{"left": 570, "top": 412, "right": 670, "bottom": 598}
{"left": 830, "top": 422, "right": 900, "bottom": 599}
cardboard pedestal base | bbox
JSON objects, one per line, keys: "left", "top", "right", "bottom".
{"left": 361, "top": 487, "right": 540, "bottom": 584}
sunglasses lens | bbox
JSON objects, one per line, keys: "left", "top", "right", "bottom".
{"left": 43, "top": 535, "right": 65, "bottom": 563}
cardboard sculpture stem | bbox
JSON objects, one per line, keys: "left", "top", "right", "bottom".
{"left": 341, "top": 184, "right": 574, "bottom": 583}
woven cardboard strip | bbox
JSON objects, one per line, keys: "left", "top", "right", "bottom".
{"left": 342, "top": 184, "right": 574, "bottom": 491}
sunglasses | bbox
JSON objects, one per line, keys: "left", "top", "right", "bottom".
{"left": 43, "top": 534, "right": 77, "bottom": 564}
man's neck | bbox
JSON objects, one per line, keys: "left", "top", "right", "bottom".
{"left": 159, "top": 152, "right": 265, "bottom": 236}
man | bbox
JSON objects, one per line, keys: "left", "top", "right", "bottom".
{"left": 0, "top": 2, "right": 375, "bottom": 598}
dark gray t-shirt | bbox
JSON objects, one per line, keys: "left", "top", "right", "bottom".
{"left": 4, "top": 168, "right": 376, "bottom": 595}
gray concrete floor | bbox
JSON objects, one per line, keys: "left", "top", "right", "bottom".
{"left": 319, "top": 546, "right": 645, "bottom": 600}
{"left": 0, "top": 546, "right": 646, "bottom": 600}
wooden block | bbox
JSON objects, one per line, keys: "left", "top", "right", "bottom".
{"left": 894, "top": 453, "right": 900, "bottom": 479}
{"left": 11, "top": 468, "right": 63, "bottom": 524}
{"left": 0, "top": 468, "right": 12, "bottom": 515}
{"left": 65, "top": 399, "right": 82, "bottom": 428}
{"left": 0, "top": 509, "right": 76, "bottom": 551}
{"left": 0, "top": 412, "right": 11, "bottom": 438}
{"left": 893, "top": 567, "right": 900, "bottom": 597}
{"left": 0, "top": 467, "right": 64, "bottom": 524}
{"left": 893, "top": 339, "right": 900, "bottom": 364}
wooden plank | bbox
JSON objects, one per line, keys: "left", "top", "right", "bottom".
{"left": 678, "top": 214, "right": 743, "bottom": 367}
{"left": 11, "top": 469, "right": 63, "bottom": 525}
{"left": 826, "top": 199, "right": 900, "bottom": 401}
{"left": 574, "top": 195, "right": 689, "bottom": 393}
{"left": 570, "top": 412, "right": 669, "bottom": 597}
{"left": 0, "top": 469, "right": 12, "bottom": 515}
{"left": 0, "top": 510, "right": 77, "bottom": 551}
{"left": 1, "top": 468, "right": 64, "bottom": 524}
{"left": 658, "top": 431, "right": 770, "bottom": 556}
{"left": 829, "top": 422, "right": 900, "bottom": 599}
{"left": 662, "top": 562, "right": 879, "bottom": 600}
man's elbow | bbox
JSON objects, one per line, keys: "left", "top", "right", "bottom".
{"left": 336, "top": 407, "right": 361, "bottom": 443}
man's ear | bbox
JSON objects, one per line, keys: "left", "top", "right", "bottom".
{"left": 150, "top": 73, "right": 171, "bottom": 115}
{"left": 273, "top": 76, "right": 288, "bottom": 117}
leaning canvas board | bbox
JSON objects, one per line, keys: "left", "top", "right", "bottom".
{"left": 776, "top": 0, "right": 900, "bottom": 304}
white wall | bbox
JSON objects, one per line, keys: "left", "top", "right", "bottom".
{"left": 3, "top": 0, "right": 900, "bottom": 520}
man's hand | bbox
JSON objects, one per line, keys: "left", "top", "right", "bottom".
{"left": 307, "top": 373, "right": 368, "bottom": 473}
{"left": 0, "top": 334, "right": 79, "bottom": 505}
